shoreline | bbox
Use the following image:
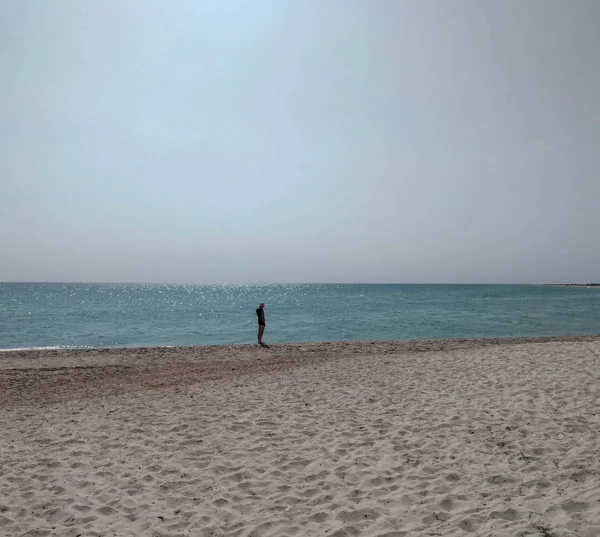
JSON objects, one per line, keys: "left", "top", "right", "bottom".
{"left": 2, "top": 333, "right": 599, "bottom": 360}
{"left": 544, "top": 283, "right": 600, "bottom": 288}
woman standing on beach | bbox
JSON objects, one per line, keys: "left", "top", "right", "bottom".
{"left": 256, "top": 303, "right": 266, "bottom": 346}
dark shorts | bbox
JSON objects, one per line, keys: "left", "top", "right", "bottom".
{"left": 258, "top": 323, "right": 265, "bottom": 327}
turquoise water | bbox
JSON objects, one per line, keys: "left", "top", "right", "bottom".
{"left": 0, "top": 283, "right": 598, "bottom": 350}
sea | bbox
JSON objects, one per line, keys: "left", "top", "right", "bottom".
{"left": 1, "top": 283, "right": 599, "bottom": 350}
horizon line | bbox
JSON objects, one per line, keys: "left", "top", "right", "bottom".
{"left": 0, "top": 281, "right": 575, "bottom": 286}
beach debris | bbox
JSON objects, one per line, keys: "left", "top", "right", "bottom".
{"left": 534, "top": 523, "right": 555, "bottom": 537}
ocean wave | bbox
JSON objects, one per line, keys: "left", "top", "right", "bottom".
{"left": 0, "top": 345, "right": 95, "bottom": 352}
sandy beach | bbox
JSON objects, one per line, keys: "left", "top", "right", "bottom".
{"left": 1, "top": 336, "right": 599, "bottom": 537}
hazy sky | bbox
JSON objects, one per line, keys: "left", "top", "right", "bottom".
{"left": 2, "top": 0, "right": 599, "bottom": 284}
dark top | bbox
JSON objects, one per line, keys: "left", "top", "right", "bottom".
{"left": 256, "top": 307, "right": 265, "bottom": 325}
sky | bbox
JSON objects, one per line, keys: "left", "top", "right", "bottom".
{"left": 1, "top": 0, "right": 599, "bottom": 284}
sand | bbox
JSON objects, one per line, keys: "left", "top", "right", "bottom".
{"left": 1, "top": 337, "right": 599, "bottom": 537}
